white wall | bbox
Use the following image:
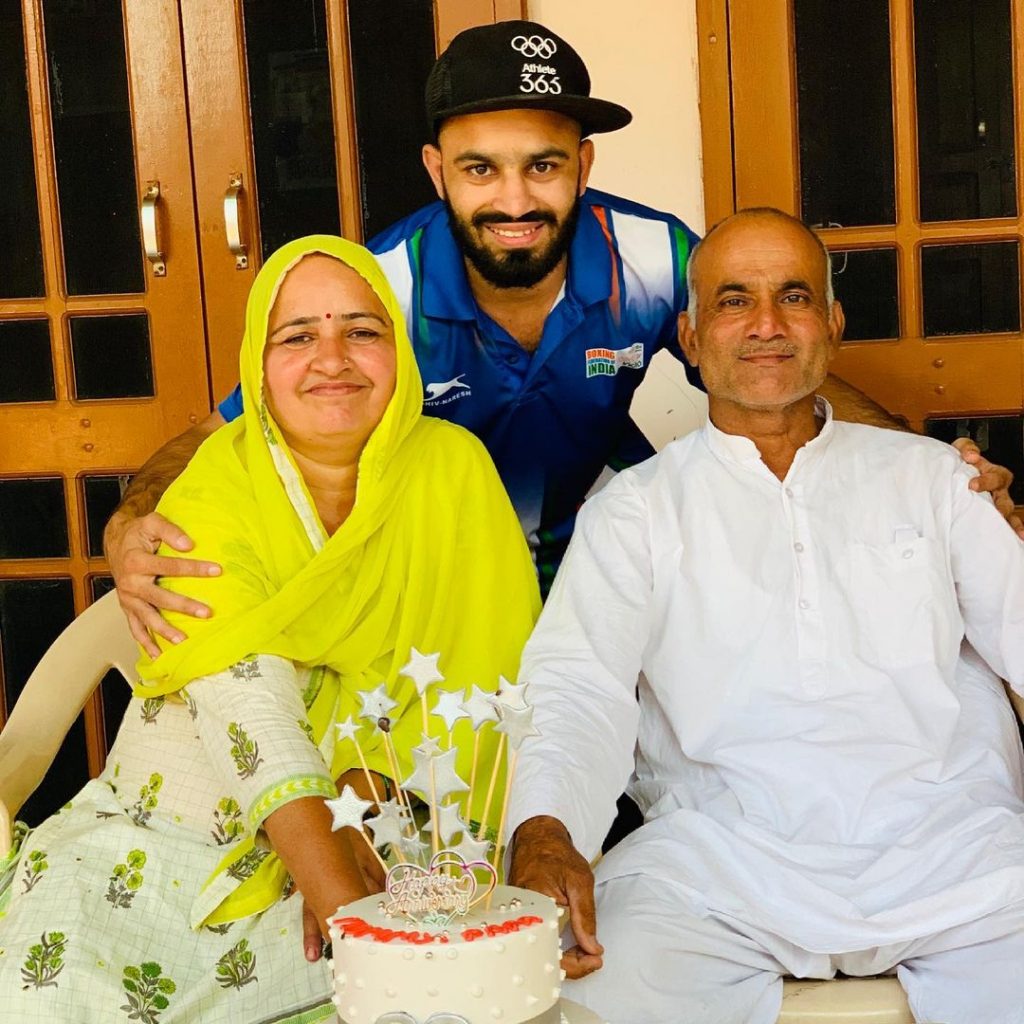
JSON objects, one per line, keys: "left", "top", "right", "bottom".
{"left": 529, "top": 0, "right": 708, "bottom": 448}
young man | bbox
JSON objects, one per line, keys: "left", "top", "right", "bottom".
{"left": 508, "top": 209, "right": 1024, "bottom": 1024}
{"left": 105, "top": 21, "right": 1016, "bottom": 650}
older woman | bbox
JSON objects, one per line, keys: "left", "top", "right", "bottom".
{"left": 0, "top": 237, "right": 540, "bottom": 1022}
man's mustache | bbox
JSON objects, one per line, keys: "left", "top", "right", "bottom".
{"left": 738, "top": 344, "right": 797, "bottom": 358}
{"left": 471, "top": 210, "right": 558, "bottom": 228}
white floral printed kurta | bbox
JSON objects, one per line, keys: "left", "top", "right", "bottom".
{"left": 0, "top": 654, "right": 338, "bottom": 1024}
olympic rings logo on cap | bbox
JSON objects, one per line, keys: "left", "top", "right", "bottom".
{"left": 511, "top": 35, "right": 558, "bottom": 59}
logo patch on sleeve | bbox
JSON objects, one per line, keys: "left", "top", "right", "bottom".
{"left": 585, "top": 343, "right": 644, "bottom": 378}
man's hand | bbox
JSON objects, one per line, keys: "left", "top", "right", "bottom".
{"left": 103, "top": 508, "right": 221, "bottom": 657}
{"left": 953, "top": 438, "right": 1024, "bottom": 538}
{"left": 509, "top": 815, "right": 604, "bottom": 979}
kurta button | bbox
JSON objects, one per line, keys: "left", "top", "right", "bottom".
{"left": 785, "top": 487, "right": 794, "bottom": 498}
{"left": 902, "top": 549, "right": 914, "bottom": 559}
{"left": 794, "top": 542, "right": 804, "bottom": 553}
{"left": 799, "top": 598, "right": 810, "bottom": 609}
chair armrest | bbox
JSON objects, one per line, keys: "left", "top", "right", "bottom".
{"left": 0, "top": 796, "right": 11, "bottom": 860}
{"left": 1007, "top": 683, "right": 1024, "bottom": 728}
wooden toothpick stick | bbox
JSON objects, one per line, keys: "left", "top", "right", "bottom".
{"left": 476, "top": 733, "right": 506, "bottom": 841}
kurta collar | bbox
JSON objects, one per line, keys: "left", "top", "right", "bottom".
{"left": 702, "top": 396, "right": 836, "bottom": 473}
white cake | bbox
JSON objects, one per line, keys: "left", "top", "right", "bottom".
{"left": 328, "top": 883, "right": 564, "bottom": 1024}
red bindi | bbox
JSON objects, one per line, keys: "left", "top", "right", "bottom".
{"left": 325, "top": 312, "right": 332, "bottom": 319}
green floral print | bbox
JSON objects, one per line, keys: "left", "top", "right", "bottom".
{"left": 128, "top": 774, "right": 163, "bottom": 827}
{"left": 211, "top": 797, "right": 245, "bottom": 845}
{"left": 181, "top": 688, "right": 198, "bottom": 721}
{"left": 227, "top": 723, "right": 263, "bottom": 779}
{"left": 215, "top": 939, "right": 257, "bottom": 989}
{"left": 21, "top": 850, "right": 48, "bottom": 894}
{"left": 229, "top": 655, "right": 261, "bottom": 681}
{"left": 121, "top": 962, "right": 176, "bottom": 1023}
{"left": 20, "top": 932, "right": 66, "bottom": 989}
{"left": 226, "top": 847, "right": 269, "bottom": 882}
{"left": 139, "top": 697, "right": 165, "bottom": 724}
{"left": 106, "top": 850, "right": 146, "bottom": 909}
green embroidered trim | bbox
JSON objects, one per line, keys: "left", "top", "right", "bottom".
{"left": 248, "top": 775, "right": 337, "bottom": 831}
{"left": 301, "top": 665, "right": 325, "bottom": 710}
{"left": 256, "top": 998, "right": 335, "bottom": 1024}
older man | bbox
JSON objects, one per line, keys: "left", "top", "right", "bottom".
{"left": 508, "top": 209, "right": 1024, "bottom": 1024}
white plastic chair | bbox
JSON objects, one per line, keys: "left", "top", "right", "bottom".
{"left": 0, "top": 590, "right": 138, "bottom": 858}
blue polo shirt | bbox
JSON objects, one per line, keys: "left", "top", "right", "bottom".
{"left": 219, "top": 188, "right": 699, "bottom": 591}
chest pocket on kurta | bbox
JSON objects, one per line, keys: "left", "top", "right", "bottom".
{"left": 844, "top": 535, "right": 959, "bottom": 669}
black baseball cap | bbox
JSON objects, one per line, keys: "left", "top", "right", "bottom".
{"left": 426, "top": 20, "right": 633, "bottom": 138}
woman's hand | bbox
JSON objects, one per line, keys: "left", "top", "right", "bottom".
{"left": 299, "top": 768, "right": 390, "bottom": 961}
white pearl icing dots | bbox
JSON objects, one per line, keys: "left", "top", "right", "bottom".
{"left": 328, "top": 883, "right": 562, "bottom": 1024}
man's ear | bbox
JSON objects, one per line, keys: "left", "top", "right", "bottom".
{"left": 577, "top": 138, "right": 595, "bottom": 195}
{"left": 678, "top": 312, "right": 699, "bottom": 367}
{"left": 826, "top": 300, "right": 846, "bottom": 361}
{"left": 422, "top": 144, "right": 445, "bottom": 200}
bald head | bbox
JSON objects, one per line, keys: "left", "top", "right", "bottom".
{"left": 687, "top": 209, "right": 833, "bottom": 324}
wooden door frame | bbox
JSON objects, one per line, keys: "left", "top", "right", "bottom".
{"left": 694, "top": 0, "right": 1024, "bottom": 430}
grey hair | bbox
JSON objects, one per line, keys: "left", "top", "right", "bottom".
{"left": 685, "top": 208, "right": 834, "bottom": 326}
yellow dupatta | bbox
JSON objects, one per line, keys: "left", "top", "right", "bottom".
{"left": 135, "top": 235, "right": 540, "bottom": 924}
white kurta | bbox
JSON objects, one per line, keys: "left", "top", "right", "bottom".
{"left": 509, "top": 401, "right": 1024, "bottom": 953}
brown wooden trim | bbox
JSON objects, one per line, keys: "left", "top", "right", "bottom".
{"left": 492, "top": 0, "right": 527, "bottom": 21}
{"left": 435, "top": 0, "right": 522, "bottom": 52}
{"left": 728, "top": 1, "right": 798, "bottom": 212}
{"left": 326, "top": 1, "right": 364, "bottom": 242}
{"left": 696, "top": 0, "right": 734, "bottom": 228}
{"left": 179, "top": 0, "right": 260, "bottom": 404}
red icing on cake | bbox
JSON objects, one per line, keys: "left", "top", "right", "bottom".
{"left": 331, "top": 914, "right": 544, "bottom": 944}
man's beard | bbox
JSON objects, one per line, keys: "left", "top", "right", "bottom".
{"left": 444, "top": 196, "right": 581, "bottom": 290}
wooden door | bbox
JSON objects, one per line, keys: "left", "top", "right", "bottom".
{"left": 698, "top": 0, "right": 1024, "bottom": 497}
{"left": 180, "top": 0, "right": 526, "bottom": 403}
{"left": 0, "top": 0, "right": 209, "bottom": 821}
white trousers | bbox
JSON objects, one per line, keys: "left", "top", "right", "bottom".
{"left": 564, "top": 873, "right": 1024, "bottom": 1024}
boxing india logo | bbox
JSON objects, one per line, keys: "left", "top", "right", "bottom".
{"left": 585, "top": 343, "right": 645, "bottom": 378}
{"left": 511, "top": 35, "right": 562, "bottom": 95}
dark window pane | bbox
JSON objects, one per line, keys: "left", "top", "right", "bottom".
{"left": 89, "top": 574, "right": 115, "bottom": 601}
{"left": 926, "top": 415, "right": 1024, "bottom": 504}
{"left": 241, "top": 0, "right": 341, "bottom": 260}
{"left": 0, "top": 320, "right": 55, "bottom": 403}
{"left": 915, "top": 0, "right": 1016, "bottom": 222}
{"left": 348, "top": 0, "right": 438, "bottom": 239}
{"left": 921, "top": 241, "right": 1020, "bottom": 336}
{"left": 82, "top": 475, "right": 130, "bottom": 557}
{"left": 70, "top": 314, "right": 153, "bottom": 399}
{"left": 0, "top": 577, "right": 86, "bottom": 826}
{"left": 42, "top": 0, "right": 144, "bottom": 295}
{"left": 794, "top": 0, "right": 896, "bottom": 226}
{"left": 0, "top": 1, "right": 45, "bottom": 298}
{"left": 0, "top": 478, "right": 68, "bottom": 558}
{"left": 831, "top": 249, "right": 900, "bottom": 341}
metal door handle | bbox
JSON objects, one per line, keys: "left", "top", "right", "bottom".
{"left": 141, "top": 181, "right": 166, "bottom": 277}
{"left": 224, "top": 173, "right": 249, "bottom": 270}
